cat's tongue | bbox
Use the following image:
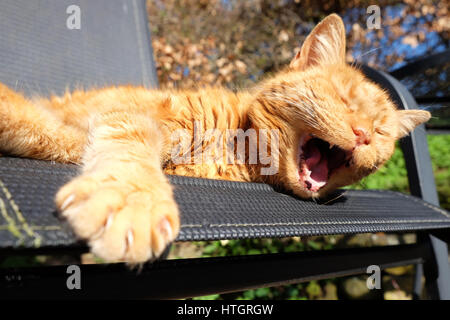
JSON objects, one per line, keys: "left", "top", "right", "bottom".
{"left": 309, "top": 157, "right": 328, "bottom": 189}
{"left": 303, "top": 143, "right": 328, "bottom": 192}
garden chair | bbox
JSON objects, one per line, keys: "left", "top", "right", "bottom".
{"left": 0, "top": 0, "right": 449, "bottom": 299}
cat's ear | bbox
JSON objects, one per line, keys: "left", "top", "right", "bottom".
{"left": 290, "top": 14, "right": 346, "bottom": 71}
{"left": 396, "top": 110, "right": 431, "bottom": 138}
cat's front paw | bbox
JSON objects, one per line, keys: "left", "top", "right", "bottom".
{"left": 55, "top": 174, "right": 180, "bottom": 263}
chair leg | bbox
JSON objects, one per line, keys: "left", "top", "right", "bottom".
{"left": 412, "top": 263, "right": 423, "bottom": 299}
{"left": 423, "top": 234, "right": 450, "bottom": 300}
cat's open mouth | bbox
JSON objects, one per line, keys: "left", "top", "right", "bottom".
{"left": 298, "top": 135, "right": 351, "bottom": 192}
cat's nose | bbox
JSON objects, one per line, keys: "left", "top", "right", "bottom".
{"left": 353, "top": 127, "right": 371, "bottom": 146}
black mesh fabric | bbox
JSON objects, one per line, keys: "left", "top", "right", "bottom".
{"left": 0, "top": 0, "right": 157, "bottom": 97}
{"left": 1, "top": 157, "right": 449, "bottom": 251}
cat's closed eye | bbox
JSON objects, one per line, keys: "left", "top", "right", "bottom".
{"left": 339, "top": 95, "right": 349, "bottom": 107}
{"left": 375, "top": 128, "right": 388, "bottom": 136}
{"left": 338, "top": 95, "right": 358, "bottom": 113}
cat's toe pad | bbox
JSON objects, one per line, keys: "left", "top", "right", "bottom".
{"left": 55, "top": 176, "right": 179, "bottom": 263}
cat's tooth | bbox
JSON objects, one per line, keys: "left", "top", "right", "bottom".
{"left": 105, "top": 213, "right": 114, "bottom": 230}
{"left": 329, "top": 144, "right": 334, "bottom": 149}
{"left": 60, "top": 194, "right": 75, "bottom": 211}
{"left": 160, "top": 218, "right": 173, "bottom": 241}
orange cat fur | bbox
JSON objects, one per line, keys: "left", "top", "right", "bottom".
{"left": 0, "top": 14, "right": 430, "bottom": 263}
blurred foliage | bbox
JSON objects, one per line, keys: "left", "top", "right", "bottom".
{"left": 352, "top": 135, "right": 450, "bottom": 210}
{"left": 148, "top": 0, "right": 449, "bottom": 89}
{"left": 428, "top": 135, "right": 450, "bottom": 209}
{"left": 350, "top": 142, "right": 408, "bottom": 192}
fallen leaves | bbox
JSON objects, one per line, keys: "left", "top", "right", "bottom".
{"left": 402, "top": 34, "right": 419, "bottom": 47}
{"left": 148, "top": 0, "right": 449, "bottom": 92}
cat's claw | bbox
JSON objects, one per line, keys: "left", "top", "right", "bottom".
{"left": 126, "top": 229, "right": 134, "bottom": 249}
{"left": 60, "top": 194, "right": 76, "bottom": 211}
{"left": 55, "top": 174, "right": 180, "bottom": 263}
{"left": 159, "top": 218, "right": 173, "bottom": 242}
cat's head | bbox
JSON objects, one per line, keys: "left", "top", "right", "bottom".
{"left": 249, "top": 14, "right": 430, "bottom": 199}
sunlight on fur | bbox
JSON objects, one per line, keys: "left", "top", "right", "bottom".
{"left": 0, "top": 14, "right": 430, "bottom": 263}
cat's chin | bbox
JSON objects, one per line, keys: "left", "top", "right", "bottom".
{"left": 296, "top": 134, "right": 352, "bottom": 194}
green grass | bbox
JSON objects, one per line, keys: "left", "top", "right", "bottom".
{"left": 351, "top": 135, "right": 450, "bottom": 210}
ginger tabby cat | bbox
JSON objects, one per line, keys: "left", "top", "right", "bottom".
{"left": 0, "top": 14, "right": 430, "bottom": 263}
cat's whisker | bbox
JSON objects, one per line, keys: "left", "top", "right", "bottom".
{"left": 353, "top": 47, "right": 382, "bottom": 65}
{"left": 321, "top": 191, "right": 347, "bottom": 205}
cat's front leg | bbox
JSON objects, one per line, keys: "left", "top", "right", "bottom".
{"left": 0, "top": 82, "right": 85, "bottom": 163}
{"left": 55, "top": 112, "right": 179, "bottom": 263}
